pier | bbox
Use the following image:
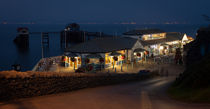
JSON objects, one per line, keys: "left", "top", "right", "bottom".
{"left": 14, "top": 23, "right": 114, "bottom": 50}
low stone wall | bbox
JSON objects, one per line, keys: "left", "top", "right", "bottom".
{"left": 0, "top": 73, "right": 152, "bottom": 101}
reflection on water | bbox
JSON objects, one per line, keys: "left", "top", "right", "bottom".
{"left": 14, "top": 43, "right": 30, "bottom": 71}
{"left": 15, "top": 44, "right": 29, "bottom": 54}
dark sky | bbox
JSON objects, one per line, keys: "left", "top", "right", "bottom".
{"left": 0, "top": 0, "right": 210, "bottom": 24}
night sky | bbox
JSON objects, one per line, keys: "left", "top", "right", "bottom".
{"left": 0, "top": 0, "right": 210, "bottom": 24}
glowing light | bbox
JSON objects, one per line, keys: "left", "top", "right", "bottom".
{"left": 159, "top": 46, "right": 164, "bottom": 50}
{"left": 151, "top": 45, "right": 157, "bottom": 49}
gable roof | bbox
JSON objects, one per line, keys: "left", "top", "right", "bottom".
{"left": 123, "top": 29, "right": 165, "bottom": 35}
{"left": 67, "top": 32, "right": 186, "bottom": 53}
{"left": 141, "top": 32, "right": 185, "bottom": 46}
{"left": 67, "top": 37, "right": 138, "bottom": 53}
{"left": 165, "top": 32, "right": 184, "bottom": 41}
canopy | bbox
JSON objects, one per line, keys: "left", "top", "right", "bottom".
{"left": 86, "top": 54, "right": 102, "bottom": 58}
{"left": 109, "top": 51, "right": 122, "bottom": 56}
{"left": 64, "top": 52, "right": 78, "bottom": 57}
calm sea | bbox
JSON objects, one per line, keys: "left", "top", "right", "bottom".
{"left": 0, "top": 24, "right": 206, "bottom": 71}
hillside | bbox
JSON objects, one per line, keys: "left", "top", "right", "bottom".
{"left": 168, "top": 54, "right": 210, "bottom": 102}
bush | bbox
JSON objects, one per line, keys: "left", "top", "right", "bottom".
{"left": 175, "top": 54, "right": 210, "bottom": 88}
{"left": 168, "top": 54, "right": 210, "bottom": 103}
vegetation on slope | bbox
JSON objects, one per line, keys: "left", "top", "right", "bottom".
{"left": 168, "top": 54, "right": 210, "bottom": 103}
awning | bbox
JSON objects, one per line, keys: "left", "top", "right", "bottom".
{"left": 134, "top": 48, "right": 145, "bottom": 52}
{"left": 64, "top": 52, "right": 78, "bottom": 57}
{"left": 86, "top": 54, "right": 102, "bottom": 58}
{"left": 109, "top": 52, "right": 122, "bottom": 56}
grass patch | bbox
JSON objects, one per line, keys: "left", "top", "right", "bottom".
{"left": 168, "top": 85, "right": 210, "bottom": 103}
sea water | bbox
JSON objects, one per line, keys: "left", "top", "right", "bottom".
{"left": 0, "top": 24, "right": 206, "bottom": 71}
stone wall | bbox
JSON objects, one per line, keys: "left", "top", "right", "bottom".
{"left": 0, "top": 73, "right": 151, "bottom": 101}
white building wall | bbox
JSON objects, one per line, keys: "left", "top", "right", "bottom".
{"left": 182, "top": 34, "right": 188, "bottom": 43}
{"left": 130, "top": 41, "right": 144, "bottom": 61}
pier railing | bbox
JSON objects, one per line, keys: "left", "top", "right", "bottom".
{"left": 32, "top": 56, "right": 61, "bottom": 72}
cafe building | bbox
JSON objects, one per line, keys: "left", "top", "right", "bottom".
{"left": 64, "top": 37, "right": 146, "bottom": 70}
{"left": 123, "top": 29, "right": 193, "bottom": 56}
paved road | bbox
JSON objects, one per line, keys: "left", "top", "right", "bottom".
{"left": 0, "top": 76, "right": 210, "bottom": 109}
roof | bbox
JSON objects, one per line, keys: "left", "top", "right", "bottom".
{"left": 123, "top": 29, "right": 165, "bottom": 35}
{"left": 64, "top": 52, "right": 78, "bottom": 57}
{"left": 187, "top": 36, "right": 194, "bottom": 41}
{"left": 67, "top": 32, "right": 185, "bottom": 53}
{"left": 109, "top": 51, "right": 122, "bottom": 56}
{"left": 86, "top": 54, "right": 102, "bottom": 58}
{"left": 133, "top": 48, "right": 145, "bottom": 52}
{"left": 67, "top": 37, "right": 138, "bottom": 53}
{"left": 141, "top": 32, "right": 185, "bottom": 46}
{"left": 165, "top": 32, "right": 184, "bottom": 41}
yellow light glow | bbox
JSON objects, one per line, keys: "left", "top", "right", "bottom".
{"left": 159, "top": 46, "right": 164, "bottom": 50}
